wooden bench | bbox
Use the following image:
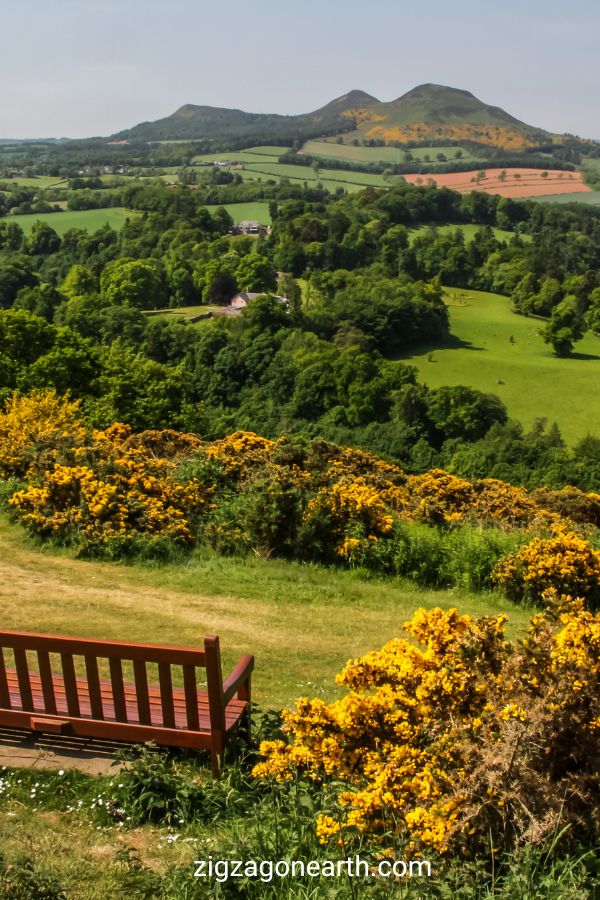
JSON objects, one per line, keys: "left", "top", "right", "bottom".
{"left": 0, "top": 630, "right": 254, "bottom": 775}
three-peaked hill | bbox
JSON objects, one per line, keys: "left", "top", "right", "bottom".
{"left": 113, "top": 84, "right": 563, "bottom": 149}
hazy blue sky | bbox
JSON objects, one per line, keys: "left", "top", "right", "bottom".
{"left": 2, "top": 0, "right": 598, "bottom": 138}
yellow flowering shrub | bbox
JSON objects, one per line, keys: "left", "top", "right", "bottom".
{"left": 531, "top": 486, "right": 600, "bottom": 528}
{"left": 303, "top": 477, "right": 394, "bottom": 558}
{"left": 493, "top": 526, "right": 600, "bottom": 606}
{"left": 402, "top": 469, "right": 475, "bottom": 525}
{"left": 204, "top": 431, "right": 276, "bottom": 477}
{"left": 254, "top": 596, "right": 600, "bottom": 856}
{"left": 9, "top": 422, "right": 209, "bottom": 553}
{"left": 0, "top": 390, "right": 85, "bottom": 477}
{"left": 469, "top": 478, "right": 557, "bottom": 530}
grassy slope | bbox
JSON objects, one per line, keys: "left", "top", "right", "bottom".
{"left": 0, "top": 515, "right": 530, "bottom": 709}
{"left": 402, "top": 288, "right": 600, "bottom": 444}
{"left": 302, "top": 140, "right": 480, "bottom": 164}
{"left": 242, "top": 161, "right": 389, "bottom": 187}
{"left": 531, "top": 191, "right": 600, "bottom": 205}
{"left": 203, "top": 201, "right": 272, "bottom": 225}
{"left": 5, "top": 207, "right": 138, "bottom": 235}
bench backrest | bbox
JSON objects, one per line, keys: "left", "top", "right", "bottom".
{"left": 0, "top": 630, "right": 225, "bottom": 733}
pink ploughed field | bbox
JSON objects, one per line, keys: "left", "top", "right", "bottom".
{"left": 402, "top": 168, "right": 589, "bottom": 198}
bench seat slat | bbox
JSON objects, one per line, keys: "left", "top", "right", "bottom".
{"left": 1, "top": 670, "right": 246, "bottom": 732}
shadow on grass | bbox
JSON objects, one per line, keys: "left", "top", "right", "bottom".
{"left": 569, "top": 350, "right": 600, "bottom": 362}
{"left": 395, "top": 332, "right": 486, "bottom": 361}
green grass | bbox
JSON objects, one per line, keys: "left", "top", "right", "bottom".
{"left": 203, "top": 201, "right": 272, "bottom": 225}
{"left": 192, "top": 146, "right": 289, "bottom": 164}
{"left": 402, "top": 287, "right": 600, "bottom": 444}
{"left": 242, "top": 160, "right": 388, "bottom": 187}
{"left": 531, "top": 191, "right": 600, "bottom": 205}
{"left": 0, "top": 175, "right": 68, "bottom": 189}
{"left": 192, "top": 151, "right": 270, "bottom": 164}
{"left": 237, "top": 168, "right": 366, "bottom": 194}
{"left": 408, "top": 223, "right": 523, "bottom": 244}
{"left": 301, "top": 140, "right": 481, "bottom": 165}
{"left": 4, "top": 207, "right": 139, "bottom": 235}
{"left": 0, "top": 515, "right": 530, "bottom": 709}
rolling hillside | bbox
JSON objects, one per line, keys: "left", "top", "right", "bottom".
{"left": 113, "top": 84, "right": 563, "bottom": 149}
{"left": 343, "top": 83, "right": 554, "bottom": 148}
{"left": 114, "top": 89, "right": 378, "bottom": 143}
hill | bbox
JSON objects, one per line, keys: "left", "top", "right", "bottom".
{"left": 113, "top": 84, "right": 562, "bottom": 149}
{"left": 114, "top": 89, "right": 379, "bottom": 143}
{"left": 340, "top": 83, "right": 556, "bottom": 148}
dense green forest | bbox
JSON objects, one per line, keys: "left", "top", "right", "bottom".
{"left": 1, "top": 177, "right": 600, "bottom": 490}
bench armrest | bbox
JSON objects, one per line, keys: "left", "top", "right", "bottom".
{"left": 223, "top": 655, "right": 254, "bottom": 705}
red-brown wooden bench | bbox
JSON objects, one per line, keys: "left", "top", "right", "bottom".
{"left": 0, "top": 630, "right": 254, "bottom": 775}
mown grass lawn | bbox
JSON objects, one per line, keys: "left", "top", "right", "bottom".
{"left": 403, "top": 287, "right": 600, "bottom": 444}
{"left": 0, "top": 515, "right": 530, "bottom": 709}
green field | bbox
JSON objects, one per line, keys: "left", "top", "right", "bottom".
{"left": 408, "top": 223, "right": 523, "bottom": 244}
{"left": 192, "top": 146, "right": 289, "bottom": 164}
{"left": 4, "top": 207, "right": 139, "bottom": 235}
{"left": 0, "top": 175, "right": 68, "bottom": 189}
{"left": 204, "top": 201, "right": 272, "bottom": 225}
{"left": 531, "top": 191, "right": 600, "bottom": 205}
{"left": 402, "top": 288, "right": 600, "bottom": 444}
{"left": 243, "top": 160, "right": 388, "bottom": 187}
{"left": 238, "top": 168, "right": 367, "bottom": 194}
{"left": 302, "top": 140, "right": 480, "bottom": 165}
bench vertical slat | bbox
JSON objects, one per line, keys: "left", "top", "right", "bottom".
{"left": 204, "top": 636, "right": 225, "bottom": 775}
{"left": 14, "top": 648, "right": 34, "bottom": 712}
{"left": 61, "top": 653, "right": 80, "bottom": 717}
{"left": 182, "top": 665, "right": 200, "bottom": 731}
{"left": 0, "top": 650, "right": 11, "bottom": 709}
{"left": 84, "top": 656, "right": 104, "bottom": 720}
{"left": 158, "top": 662, "right": 175, "bottom": 728}
{"left": 133, "top": 661, "right": 151, "bottom": 726}
{"left": 36, "top": 651, "right": 57, "bottom": 715}
{"left": 109, "top": 658, "right": 127, "bottom": 722}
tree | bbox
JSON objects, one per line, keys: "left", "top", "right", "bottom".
{"left": 100, "top": 258, "right": 167, "bottom": 310}
{"left": 235, "top": 254, "right": 277, "bottom": 293}
{"left": 61, "top": 264, "right": 98, "bottom": 300}
{"left": 26, "top": 222, "right": 61, "bottom": 257}
{"left": 543, "top": 295, "right": 585, "bottom": 357}
{"left": 205, "top": 271, "right": 238, "bottom": 306}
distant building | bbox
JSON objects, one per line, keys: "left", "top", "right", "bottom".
{"left": 230, "top": 220, "right": 266, "bottom": 236}
{"left": 229, "top": 291, "right": 263, "bottom": 310}
{"left": 228, "top": 291, "right": 288, "bottom": 312}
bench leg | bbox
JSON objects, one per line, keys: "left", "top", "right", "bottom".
{"left": 211, "top": 732, "right": 224, "bottom": 777}
{"left": 239, "top": 681, "right": 252, "bottom": 745}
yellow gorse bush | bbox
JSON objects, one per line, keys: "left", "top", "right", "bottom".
{"left": 1, "top": 392, "right": 599, "bottom": 575}
{"left": 402, "top": 469, "right": 475, "bottom": 525}
{"left": 9, "top": 421, "right": 209, "bottom": 551}
{"left": 0, "top": 389, "right": 85, "bottom": 477}
{"left": 493, "top": 525, "right": 600, "bottom": 605}
{"left": 254, "top": 595, "right": 600, "bottom": 856}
